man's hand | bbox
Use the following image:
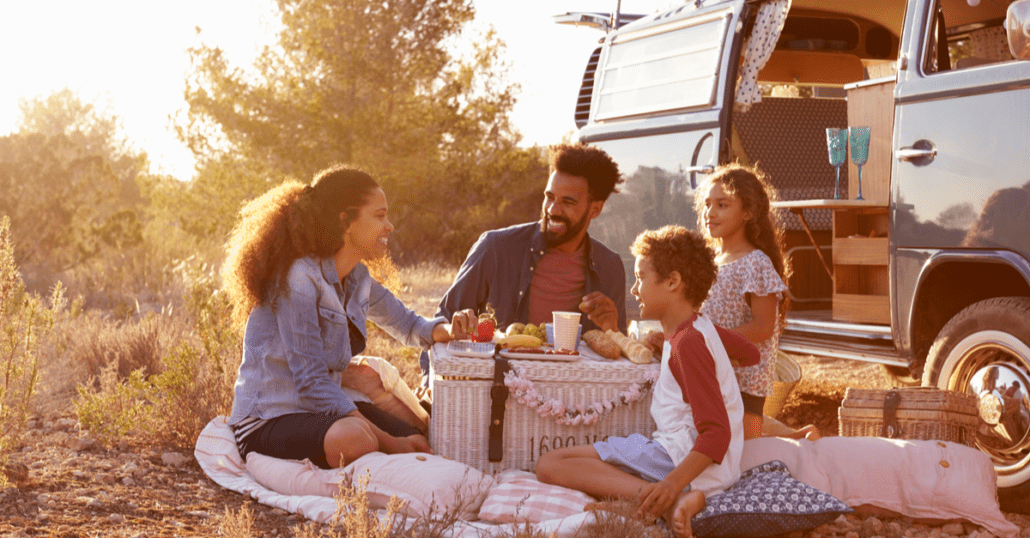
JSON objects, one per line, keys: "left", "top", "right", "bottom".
{"left": 579, "top": 291, "right": 618, "bottom": 332}
{"left": 636, "top": 479, "right": 679, "bottom": 522}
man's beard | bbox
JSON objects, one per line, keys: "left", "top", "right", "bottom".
{"left": 540, "top": 209, "right": 590, "bottom": 248}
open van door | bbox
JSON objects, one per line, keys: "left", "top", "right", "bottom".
{"left": 569, "top": 0, "right": 749, "bottom": 316}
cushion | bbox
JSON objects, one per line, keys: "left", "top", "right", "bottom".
{"left": 692, "top": 460, "right": 852, "bottom": 537}
{"left": 740, "top": 436, "right": 1020, "bottom": 538}
{"left": 246, "top": 451, "right": 492, "bottom": 519}
{"left": 478, "top": 470, "right": 596, "bottom": 524}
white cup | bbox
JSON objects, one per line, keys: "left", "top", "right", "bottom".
{"left": 552, "top": 311, "right": 582, "bottom": 351}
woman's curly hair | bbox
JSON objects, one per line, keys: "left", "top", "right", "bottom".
{"left": 693, "top": 163, "right": 791, "bottom": 326}
{"left": 221, "top": 166, "right": 380, "bottom": 329}
{"left": 631, "top": 225, "right": 718, "bottom": 307}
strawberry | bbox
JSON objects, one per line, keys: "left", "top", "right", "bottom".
{"left": 474, "top": 304, "right": 496, "bottom": 343}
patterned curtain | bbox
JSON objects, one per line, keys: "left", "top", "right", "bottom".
{"left": 734, "top": 0, "right": 792, "bottom": 112}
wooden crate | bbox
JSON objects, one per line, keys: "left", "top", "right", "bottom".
{"left": 428, "top": 343, "right": 658, "bottom": 473}
{"left": 839, "top": 387, "right": 979, "bottom": 446}
{"left": 845, "top": 77, "right": 895, "bottom": 205}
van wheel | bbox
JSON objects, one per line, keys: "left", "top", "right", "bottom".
{"left": 879, "top": 364, "right": 922, "bottom": 387}
{"left": 923, "top": 296, "right": 1030, "bottom": 514}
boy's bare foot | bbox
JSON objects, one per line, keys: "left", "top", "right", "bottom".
{"left": 664, "top": 490, "right": 705, "bottom": 538}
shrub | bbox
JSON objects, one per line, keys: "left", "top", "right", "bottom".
{"left": 1, "top": 217, "right": 66, "bottom": 486}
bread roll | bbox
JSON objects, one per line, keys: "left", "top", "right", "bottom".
{"left": 605, "top": 330, "right": 655, "bottom": 364}
{"left": 583, "top": 329, "right": 621, "bottom": 360}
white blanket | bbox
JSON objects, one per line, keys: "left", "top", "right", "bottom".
{"left": 194, "top": 416, "right": 597, "bottom": 537}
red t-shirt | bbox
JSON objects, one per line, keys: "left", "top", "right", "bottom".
{"left": 527, "top": 246, "right": 587, "bottom": 326}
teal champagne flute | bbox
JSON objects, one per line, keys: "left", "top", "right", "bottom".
{"left": 826, "top": 128, "right": 848, "bottom": 200}
{"left": 849, "top": 126, "right": 871, "bottom": 201}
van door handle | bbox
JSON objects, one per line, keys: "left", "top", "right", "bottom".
{"left": 896, "top": 139, "right": 936, "bottom": 166}
{"left": 684, "top": 165, "right": 714, "bottom": 174}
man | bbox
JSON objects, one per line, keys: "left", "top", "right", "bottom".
{"left": 425, "top": 143, "right": 627, "bottom": 374}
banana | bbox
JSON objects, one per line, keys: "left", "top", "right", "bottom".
{"left": 496, "top": 334, "right": 543, "bottom": 349}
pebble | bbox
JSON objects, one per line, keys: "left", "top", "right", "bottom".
{"left": 122, "top": 477, "right": 135, "bottom": 486}
{"left": 161, "top": 452, "right": 190, "bottom": 467}
{"left": 68, "top": 437, "right": 96, "bottom": 451}
{"left": 109, "top": 513, "right": 125, "bottom": 523}
{"left": 54, "top": 418, "right": 78, "bottom": 431}
{"left": 97, "top": 473, "right": 116, "bottom": 484}
{"left": 864, "top": 516, "right": 885, "bottom": 535}
{"left": 72, "top": 470, "right": 87, "bottom": 479}
{"left": 942, "top": 523, "right": 964, "bottom": 535}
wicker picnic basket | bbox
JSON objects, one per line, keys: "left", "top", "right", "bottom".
{"left": 838, "top": 387, "right": 979, "bottom": 446}
{"left": 763, "top": 351, "right": 802, "bottom": 419}
{"left": 429, "top": 347, "right": 659, "bottom": 473}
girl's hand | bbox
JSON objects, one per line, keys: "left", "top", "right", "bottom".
{"left": 636, "top": 479, "right": 679, "bottom": 521}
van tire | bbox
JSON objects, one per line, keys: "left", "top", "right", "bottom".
{"left": 923, "top": 296, "right": 1030, "bottom": 514}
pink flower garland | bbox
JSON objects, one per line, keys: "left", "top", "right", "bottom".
{"left": 503, "top": 366, "right": 661, "bottom": 426}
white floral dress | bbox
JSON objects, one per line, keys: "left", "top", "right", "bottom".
{"left": 701, "top": 249, "right": 787, "bottom": 397}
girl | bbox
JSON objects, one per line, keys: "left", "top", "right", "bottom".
{"left": 696, "top": 163, "right": 819, "bottom": 441}
{"left": 222, "top": 165, "right": 475, "bottom": 469}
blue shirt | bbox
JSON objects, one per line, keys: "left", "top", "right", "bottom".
{"left": 228, "top": 257, "right": 445, "bottom": 425}
{"left": 436, "top": 222, "right": 627, "bottom": 333}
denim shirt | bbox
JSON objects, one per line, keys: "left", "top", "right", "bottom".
{"left": 436, "top": 222, "right": 627, "bottom": 334}
{"left": 228, "top": 257, "right": 445, "bottom": 426}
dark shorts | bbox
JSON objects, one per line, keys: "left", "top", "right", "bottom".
{"left": 240, "top": 402, "right": 420, "bottom": 469}
{"left": 740, "top": 392, "right": 766, "bottom": 417}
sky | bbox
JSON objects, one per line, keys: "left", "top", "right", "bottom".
{"left": 0, "top": 0, "right": 672, "bottom": 180}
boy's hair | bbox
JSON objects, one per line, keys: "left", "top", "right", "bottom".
{"left": 549, "top": 142, "right": 623, "bottom": 202}
{"left": 631, "top": 225, "right": 718, "bottom": 307}
{"left": 694, "top": 163, "right": 791, "bottom": 325}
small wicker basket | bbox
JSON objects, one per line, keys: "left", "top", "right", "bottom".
{"left": 763, "top": 351, "right": 802, "bottom": 419}
{"left": 838, "top": 387, "right": 979, "bottom": 446}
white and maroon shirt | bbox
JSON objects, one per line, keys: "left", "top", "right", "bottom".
{"left": 651, "top": 313, "right": 759, "bottom": 496}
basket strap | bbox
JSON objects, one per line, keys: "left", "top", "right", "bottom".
{"left": 882, "top": 389, "right": 902, "bottom": 438}
{"left": 489, "top": 352, "right": 511, "bottom": 462}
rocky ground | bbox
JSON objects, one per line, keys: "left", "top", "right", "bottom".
{"left": 2, "top": 356, "right": 1028, "bottom": 538}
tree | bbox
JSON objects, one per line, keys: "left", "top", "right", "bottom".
{"left": 0, "top": 90, "right": 146, "bottom": 288}
{"left": 179, "top": 0, "right": 547, "bottom": 263}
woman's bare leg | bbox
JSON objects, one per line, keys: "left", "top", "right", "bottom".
{"left": 323, "top": 416, "right": 378, "bottom": 468}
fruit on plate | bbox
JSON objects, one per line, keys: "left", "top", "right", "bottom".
{"left": 474, "top": 304, "right": 496, "bottom": 343}
{"left": 496, "top": 334, "right": 543, "bottom": 349}
{"left": 505, "top": 322, "right": 526, "bottom": 336}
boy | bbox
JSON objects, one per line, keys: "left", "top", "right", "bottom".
{"left": 535, "top": 225, "right": 758, "bottom": 537}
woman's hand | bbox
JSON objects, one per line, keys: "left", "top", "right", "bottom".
{"left": 382, "top": 433, "right": 433, "bottom": 454}
{"left": 433, "top": 308, "right": 479, "bottom": 342}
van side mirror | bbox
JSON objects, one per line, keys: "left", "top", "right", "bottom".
{"left": 1007, "top": 0, "right": 1030, "bottom": 59}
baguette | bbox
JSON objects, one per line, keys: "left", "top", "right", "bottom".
{"left": 583, "top": 329, "right": 621, "bottom": 360}
{"left": 605, "top": 329, "right": 655, "bottom": 364}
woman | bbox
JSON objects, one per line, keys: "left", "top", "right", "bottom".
{"left": 222, "top": 165, "right": 475, "bottom": 469}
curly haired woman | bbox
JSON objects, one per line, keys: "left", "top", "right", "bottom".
{"left": 222, "top": 165, "right": 474, "bottom": 469}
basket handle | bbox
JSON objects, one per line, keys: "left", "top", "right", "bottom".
{"left": 881, "top": 389, "right": 902, "bottom": 438}
{"left": 488, "top": 350, "right": 510, "bottom": 462}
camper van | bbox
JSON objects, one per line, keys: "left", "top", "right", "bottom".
{"left": 559, "top": 0, "right": 1030, "bottom": 510}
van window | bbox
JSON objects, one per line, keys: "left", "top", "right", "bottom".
{"left": 924, "top": 0, "right": 1015, "bottom": 73}
{"left": 594, "top": 11, "right": 731, "bottom": 120}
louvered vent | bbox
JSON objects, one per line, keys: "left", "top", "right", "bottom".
{"left": 574, "top": 47, "right": 602, "bottom": 128}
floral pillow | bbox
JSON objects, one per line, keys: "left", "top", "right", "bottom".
{"left": 692, "top": 460, "right": 851, "bottom": 537}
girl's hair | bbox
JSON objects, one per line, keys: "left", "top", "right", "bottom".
{"left": 694, "top": 163, "right": 791, "bottom": 326}
{"left": 221, "top": 165, "right": 380, "bottom": 328}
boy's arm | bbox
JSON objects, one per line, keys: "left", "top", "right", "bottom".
{"left": 638, "top": 332, "right": 729, "bottom": 519}
{"left": 714, "top": 324, "right": 760, "bottom": 368}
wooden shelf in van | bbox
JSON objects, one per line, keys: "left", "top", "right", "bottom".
{"left": 833, "top": 237, "right": 888, "bottom": 265}
{"left": 770, "top": 199, "right": 886, "bottom": 210}
{"left": 833, "top": 293, "right": 890, "bottom": 324}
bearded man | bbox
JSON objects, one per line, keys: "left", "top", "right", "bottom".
{"left": 423, "top": 143, "right": 626, "bottom": 374}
